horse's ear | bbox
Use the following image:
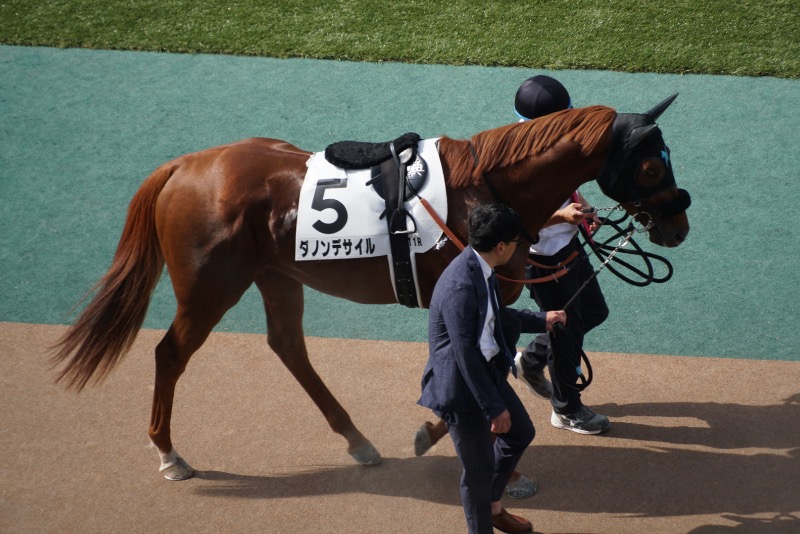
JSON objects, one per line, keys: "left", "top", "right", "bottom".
{"left": 629, "top": 124, "right": 658, "bottom": 147}
{"left": 645, "top": 93, "right": 678, "bottom": 121}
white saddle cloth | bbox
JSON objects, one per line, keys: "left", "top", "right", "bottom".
{"left": 295, "top": 138, "right": 447, "bottom": 262}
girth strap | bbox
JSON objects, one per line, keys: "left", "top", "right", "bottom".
{"left": 381, "top": 141, "right": 419, "bottom": 308}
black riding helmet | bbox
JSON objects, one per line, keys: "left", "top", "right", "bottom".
{"left": 514, "top": 75, "right": 572, "bottom": 120}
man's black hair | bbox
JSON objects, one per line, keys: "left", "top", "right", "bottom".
{"left": 468, "top": 204, "right": 521, "bottom": 252}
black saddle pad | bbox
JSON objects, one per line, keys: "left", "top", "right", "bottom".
{"left": 324, "top": 132, "right": 421, "bottom": 169}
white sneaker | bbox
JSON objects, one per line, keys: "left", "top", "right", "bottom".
{"left": 551, "top": 405, "right": 610, "bottom": 435}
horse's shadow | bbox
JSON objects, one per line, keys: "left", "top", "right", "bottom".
{"left": 191, "top": 397, "right": 800, "bottom": 518}
{"left": 192, "top": 455, "right": 462, "bottom": 505}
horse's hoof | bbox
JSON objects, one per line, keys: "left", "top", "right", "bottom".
{"left": 349, "top": 443, "right": 383, "bottom": 466}
{"left": 504, "top": 474, "right": 539, "bottom": 499}
{"left": 160, "top": 456, "right": 195, "bottom": 481}
{"left": 413, "top": 423, "right": 434, "bottom": 456}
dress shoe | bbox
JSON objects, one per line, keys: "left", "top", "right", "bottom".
{"left": 492, "top": 508, "right": 533, "bottom": 533}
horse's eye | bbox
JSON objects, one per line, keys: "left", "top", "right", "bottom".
{"left": 636, "top": 157, "right": 665, "bottom": 189}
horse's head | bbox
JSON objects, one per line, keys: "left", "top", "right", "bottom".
{"left": 596, "top": 94, "right": 690, "bottom": 247}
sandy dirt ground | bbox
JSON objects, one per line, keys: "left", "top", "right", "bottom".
{"left": 2, "top": 322, "right": 798, "bottom": 533}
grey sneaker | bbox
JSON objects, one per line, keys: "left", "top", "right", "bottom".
{"left": 551, "top": 405, "right": 610, "bottom": 435}
{"left": 514, "top": 352, "right": 553, "bottom": 399}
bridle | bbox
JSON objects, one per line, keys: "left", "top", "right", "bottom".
{"left": 417, "top": 129, "right": 687, "bottom": 285}
{"left": 625, "top": 185, "right": 691, "bottom": 227}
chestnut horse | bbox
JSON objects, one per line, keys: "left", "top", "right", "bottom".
{"left": 52, "top": 96, "right": 689, "bottom": 480}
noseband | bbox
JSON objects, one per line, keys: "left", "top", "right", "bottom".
{"left": 642, "top": 187, "right": 691, "bottom": 220}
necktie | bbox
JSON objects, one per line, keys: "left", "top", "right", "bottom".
{"left": 488, "top": 272, "right": 517, "bottom": 377}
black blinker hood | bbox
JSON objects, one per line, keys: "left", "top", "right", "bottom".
{"left": 596, "top": 94, "right": 682, "bottom": 204}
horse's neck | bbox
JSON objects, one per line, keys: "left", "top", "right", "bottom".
{"left": 438, "top": 134, "right": 607, "bottom": 239}
{"left": 493, "top": 139, "right": 603, "bottom": 235}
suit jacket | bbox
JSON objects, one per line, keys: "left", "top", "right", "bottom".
{"left": 418, "top": 246, "right": 548, "bottom": 420}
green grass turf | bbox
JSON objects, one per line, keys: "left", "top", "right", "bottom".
{"left": 1, "top": 0, "right": 798, "bottom": 78}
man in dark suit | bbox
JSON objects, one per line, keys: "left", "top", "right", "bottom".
{"left": 419, "top": 204, "right": 566, "bottom": 534}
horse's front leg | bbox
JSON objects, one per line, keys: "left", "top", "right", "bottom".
{"left": 414, "top": 418, "right": 449, "bottom": 456}
{"left": 256, "top": 276, "right": 382, "bottom": 466}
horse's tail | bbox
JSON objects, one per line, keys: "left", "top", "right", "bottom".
{"left": 52, "top": 163, "right": 176, "bottom": 391}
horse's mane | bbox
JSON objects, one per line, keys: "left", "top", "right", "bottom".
{"left": 439, "top": 105, "right": 617, "bottom": 189}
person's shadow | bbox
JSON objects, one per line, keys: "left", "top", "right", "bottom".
{"left": 687, "top": 513, "right": 800, "bottom": 533}
{"left": 591, "top": 392, "right": 800, "bottom": 449}
{"left": 512, "top": 444, "right": 798, "bottom": 517}
{"left": 505, "top": 393, "right": 800, "bottom": 518}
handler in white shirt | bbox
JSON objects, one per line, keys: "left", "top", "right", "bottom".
{"left": 512, "top": 75, "right": 611, "bottom": 435}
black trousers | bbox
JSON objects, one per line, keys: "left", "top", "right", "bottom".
{"left": 520, "top": 237, "right": 608, "bottom": 414}
{"left": 440, "top": 377, "right": 535, "bottom": 534}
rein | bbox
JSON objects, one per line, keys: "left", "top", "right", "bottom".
{"left": 420, "top": 141, "right": 673, "bottom": 288}
{"left": 547, "top": 218, "right": 638, "bottom": 392}
{"left": 418, "top": 197, "right": 576, "bottom": 285}
{"left": 549, "top": 206, "right": 674, "bottom": 392}
{"left": 580, "top": 206, "right": 674, "bottom": 287}
{"left": 400, "top": 150, "right": 560, "bottom": 284}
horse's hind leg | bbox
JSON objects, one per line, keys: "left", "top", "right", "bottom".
{"left": 149, "top": 268, "right": 253, "bottom": 480}
{"left": 148, "top": 318, "right": 199, "bottom": 480}
{"left": 148, "top": 305, "right": 225, "bottom": 480}
{"left": 255, "top": 274, "right": 382, "bottom": 466}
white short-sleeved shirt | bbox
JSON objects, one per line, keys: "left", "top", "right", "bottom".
{"left": 529, "top": 199, "right": 578, "bottom": 257}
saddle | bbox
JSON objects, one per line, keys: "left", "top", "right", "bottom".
{"left": 324, "top": 132, "right": 426, "bottom": 308}
{"left": 324, "top": 132, "right": 421, "bottom": 169}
